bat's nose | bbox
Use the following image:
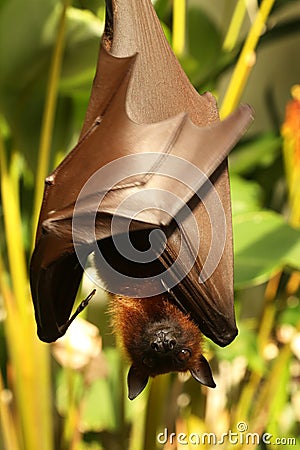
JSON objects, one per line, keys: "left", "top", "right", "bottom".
{"left": 151, "top": 330, "right": 177, "bottom": 352}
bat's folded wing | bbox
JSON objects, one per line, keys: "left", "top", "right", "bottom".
{"left": 30, "top": 230, "right": 87, "bottom": 342}
{"left": 30, "top": 100, "right": 253, "bottom": 343}
{"left": 30, "top": 0, "right": 254, "bottom": 346}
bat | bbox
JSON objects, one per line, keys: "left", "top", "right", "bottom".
{"left": 30, "top": 0, "right": 253, "bottom": 399}
{"left": 110, "top": 295, "right": 217, "bottom": 400}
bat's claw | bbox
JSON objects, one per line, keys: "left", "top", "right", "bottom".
{"left": 59, "top": 289, "right": 96, "bottom": 335}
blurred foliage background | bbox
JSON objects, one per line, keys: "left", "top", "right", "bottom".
{"left": 1, "top": 0, "right": 300, "bottom": 449}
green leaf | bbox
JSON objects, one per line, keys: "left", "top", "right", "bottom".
{"left": 0, "top": 0, "right": 102, "bottom": 169}
{"left": 230, "top": 175, "right": 264, "bottom": 216}
{"left": 233, "top": 210, "right": 300, "bottom": 288}
{"left": 229, "top": 133, "right": 282, "bottom": 176}
{"left": 80, "top": 377, "right": 116, "bottom": 432}
{"left": 79, "top": 348, "right": 124, "bottom": 432}
{"left": 279, "top": 302, "right": 300, "bottom": 327}
{"left": 0, "top": 0, "right": 57, "bottom": 89}
{"left": 153, "top": 0, "right": 172, "bottom": 23}
{"left": 182, "top": 6, "right": 222, "bottom": 86}
{"left": 60, "top": 7, "right": 103, "bottom": 91}
{"left": 55, "top": 356, "right": 116, "bottom": 433}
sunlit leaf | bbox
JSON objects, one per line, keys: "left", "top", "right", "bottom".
{"left": 234, "top": 210, "right": 300, "bottom": 288}
{"left": 180, "top": 5, "right": 222, "bottom": 87}
{"left": 230, "top": 174, "right": 264, "bottom": 216}
{"left": 279, "top": 303, "right": 300, "bottom": 327}
{"left": 229, "top": 133, "right": 282, "bottom": 176}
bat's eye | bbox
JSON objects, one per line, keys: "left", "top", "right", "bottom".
{"left": 176, "top": 349, "right": 191, "bottom": 362}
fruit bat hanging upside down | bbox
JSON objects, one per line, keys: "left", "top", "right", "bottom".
{"left": 30, "top": 0, "right": 254, "bottom": 399}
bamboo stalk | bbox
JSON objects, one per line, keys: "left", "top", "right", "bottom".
{"left": 223, "top": 0, "right": 247, "bottom": 52}
{"left": 172, "top": 0, "right": 186, "bottom": 57}
{"left": 32, "top": 0, "right": 71, "bottom": 244}
{"left": 0, "top": 146, "right": 28, "bottom": 319}
{"left": 1, "top": 122, "right": 54, "bottom": 450}
{"left": 0, "top": 383, "right": 20, "bottom": 450}
{"left": 220, "top": 0, "right": 275, "bottom": 118}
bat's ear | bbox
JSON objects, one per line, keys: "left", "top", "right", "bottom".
{"left": 127, "top": 365, "right": 149, "bottom": 400}
{"left": 190, "top": 354, "right": 216, "bottom": 388}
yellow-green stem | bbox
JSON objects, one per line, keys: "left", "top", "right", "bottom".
{"left": 0, "top": 143, "right": 28, "bottom": 319}
{"left": 0, "top": 326, "right": 21, "bottom": 450}
{"left": 172, "top": 0, "right": 186, "bottom": 57}
{"left": 144, "top": 375, "right": 171, "bottom": 450}
{"left": 1, "top": 131, "right": 53, "bottom": 450}
{"left": 257, "top": 272, "right": 281, "bottom": 354}
{"left": 230, "top": 371, "right": 261, "bottom": 437}
{"left": 32, "top": 0, "right": 70, "bottom": 244}
{"left": 223, "top": 0, "right": 247, "bottom": 52}
{"left": 61, "top": 369, "right": 81, "bottom": 450}
{"left": 250, "top": 344, "right": 291, "bottom": 430}
{"left": 1, "top": 250, "right": 54, "bottom": 450}
{"left": 220, "top": 0, "right": 275, "bottom": 118}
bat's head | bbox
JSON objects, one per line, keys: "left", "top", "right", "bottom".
{"left": 110, "top": 296, "right": 216, "bottom": 400}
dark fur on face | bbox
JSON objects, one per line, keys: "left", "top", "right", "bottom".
{"left": 110, "top": 295, "right": 216, "bottom": 400}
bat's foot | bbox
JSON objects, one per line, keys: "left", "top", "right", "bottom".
{"left": 59, "top": 289, "right": 96, "bottom": 335}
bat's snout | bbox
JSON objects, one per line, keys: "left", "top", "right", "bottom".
{"left": 150, "top": 329, "right": 177, "bottom": 353}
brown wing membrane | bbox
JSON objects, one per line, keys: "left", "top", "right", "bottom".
{"left": 30, "top": 0, "right": 254, "bottom": 344}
